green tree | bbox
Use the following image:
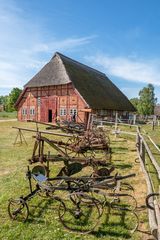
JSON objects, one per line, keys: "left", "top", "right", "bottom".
{"left": 137, "top": 84, "right": 157, "bottom": 116}
{"left": 130, "top": 98, "right": 139, "bottom": 111}
{"left": 5, "top": 88, "right": 22, "bottom": 112}
{"left": 0, "top": 95, "right": 7, "bottom": 105}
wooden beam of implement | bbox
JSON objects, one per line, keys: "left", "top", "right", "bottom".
{"left": 27, "top": 119, "right": 83, "bottom": 133}
{"left": 12, "top": 127, "right": 74, "bottom": 138}
{"left": 27, "top": 120, "right": 60, "bottom": 128}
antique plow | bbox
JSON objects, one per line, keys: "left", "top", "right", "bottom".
{"left": 27, "top": 126, "right": 111, "bottom": 162}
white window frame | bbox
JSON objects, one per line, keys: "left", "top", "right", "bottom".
{"left": 22, "top": 108, "right": 27, "bottom": 115}
{"left": 30, "top": 108, "right": 35, "bottom": 115}
{"left": 70, "top": 108, "right": 77, "bottom": 116}
{"left": 60, "top": 108, "right": 67, "bottom": 116}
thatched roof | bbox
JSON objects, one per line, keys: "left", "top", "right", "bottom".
{"left": 23, "top": 52, "right": 135, "bottom": 111}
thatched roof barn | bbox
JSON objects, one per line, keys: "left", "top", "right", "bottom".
{"left": 16, "top": 52, "right": 135, "bottom": 123}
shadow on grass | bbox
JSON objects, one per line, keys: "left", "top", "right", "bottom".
{"left": 24, "top": 198, "right": 136, "bottom": 239}
{"left": 112, "top": 147, "right": 128, "bottom": 151}
{"left": 27, "top": 198, "right": 58, "bottom": 224}
{"left": 114, "top": 163, "right": 132, "bottom": 169}
{"left": 92, "top": 207, "right": 132, "bottom": 239}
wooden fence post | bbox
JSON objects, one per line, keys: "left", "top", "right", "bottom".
{"left": 133, "top": 114, "right": 136, "bottom": 125}
{"left": 141, "top": 142, "right": 145, "bottom": 164}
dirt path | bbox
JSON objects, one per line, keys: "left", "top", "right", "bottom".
{"left": 0, "top": 119, "right": 17, "bottom": 122}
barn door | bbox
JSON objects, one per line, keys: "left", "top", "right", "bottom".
{"left": 48, "top": 109, "right": 52, "bottom": 122}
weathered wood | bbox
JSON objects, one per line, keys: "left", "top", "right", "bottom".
{"left": 140, "top": 134, "right": 160, "bottom": 179}
{"left": 137, "top": 148, "right": 158, "bottom": 238}
{"left": 12, "top": 127, "right": 73, "bottom": 138}
{"left": 154, "top": 198, "right": 160, "bottom": 239}
{"left": 148, "top": 135, "right": 160, "bottom": 154}
{"left": 141, "top": 142, "right": 145, "bottom": 164}
{"left": 112, "top": 130, "right": 136, "bottom": 136}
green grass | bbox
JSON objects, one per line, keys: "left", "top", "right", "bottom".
{"left": 0, "top": 121, "right": 149, "bottom": 240}
{"left": 0, "top": 111, "right": 17, "bottom": 119}
{"left": 115, "top": 123, "right": 160, "bottom": 193}
{"left": 140, "top": 124, "right": 160, "bottom": 192}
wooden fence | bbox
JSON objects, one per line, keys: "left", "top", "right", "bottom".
{"left": 136, "top": 127, "right": 160, "bottom": 239}
{"left": 91, "top": 120, "right": 159, "bottom": 238}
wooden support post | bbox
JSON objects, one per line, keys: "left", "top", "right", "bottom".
{"left": 13, "top": 129, "right": 27, "bottom": 145}
{"left": 13, "top": 129, "right": 20, "bottom": 145}
{"left": 152, "top": 120, "right": 155, "bottom": 131}
{"left": 115, "top": 111, "right": 118, "bottom": 139}
{"left": 140, "top": 138, "right": 143, "bottom": 157}
{"left": 47, "top": 151, "right": 50, "bottom": 177}
{"left": 152, "top": 115, "right": 157, "bottom": 130}
{"left": 40, "top": 140, "right": 44, "bottom": 163}
{"left": 141, "top": 142, "right": 145, "bottom": 164}
{"left": 136, "top": 133, "right": 139, "bottom": 150}
{"left": 133, "top": 114, "right": 136, "bottom": 125}
{"left": 115, "top": 111, "right": 118, "bottom": 131}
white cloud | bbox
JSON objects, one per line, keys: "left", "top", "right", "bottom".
{"left": 32, "top": 36, "right": 95, "bottom": 53}
{"left": 0, "top": 0, "right": 94, "bottom": 93}
{"left": 85, "top": 54, "right": 160, "bottom": 86}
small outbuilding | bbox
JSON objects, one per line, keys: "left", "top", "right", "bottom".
{"left": 15, "top": 52, "right": 135, "bottom": 123}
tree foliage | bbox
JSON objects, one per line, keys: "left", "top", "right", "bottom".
{"left": 0, "top": 88, "right": 22, "bottom": 112}
{"left": 0, "top": 95, "right": 8, "bottom": 105}
{"left": 130, "top": 98, "right": 139, "bottom": 111}
{"left": 137, "top": 84, "right": 157, "bottom": 115}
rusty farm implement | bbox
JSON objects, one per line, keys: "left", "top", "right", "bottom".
{"left": 9, "top": 122, "right": 139, "bottom": 234}
{"left": 8, "top": 164, "right": 138, "bottom": 234}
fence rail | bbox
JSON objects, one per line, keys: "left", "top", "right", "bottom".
{"left": 107, "top": 122, "right": 160, "bottom": 239}
{"left": 136, "top": 127, "right": 160, "bottom": 239}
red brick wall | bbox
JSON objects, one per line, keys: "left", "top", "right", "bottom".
{"left": 17, "top": 83, "right": 88, "bottom": 123}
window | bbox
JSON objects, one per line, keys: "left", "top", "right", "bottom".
{"left": 70, "top": 108, "right": 77, "bottom": 116}
{"left": 60, "top": 108, "right": 66, "bottom": 116}
{"left": 22, "top": 108, "right": 27, "bottom": 115}
{"left": 30, "top": 108, "right": 35, "bottom": 115}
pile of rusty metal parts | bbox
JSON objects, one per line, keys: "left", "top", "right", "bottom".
{"left": 9, "top": 121, "right": 139, "bottom": 234}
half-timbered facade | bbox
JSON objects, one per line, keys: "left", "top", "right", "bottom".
{"left": 16, "top": 52, "right": 135, "bottom": 123}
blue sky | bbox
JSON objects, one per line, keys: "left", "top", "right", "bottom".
{"left": 1, "top": 0, "right": 160, "bottom": 102}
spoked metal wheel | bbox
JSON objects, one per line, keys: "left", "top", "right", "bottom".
{"left": 8, "top": 198, "right": 29, "bottom": 222}
{"left": 58, "top": 192, "right": 101, "bottom": 234}
{"left": 65, "top": 136, "right": 94, "bottom": 159}
{"left": 110, "top": 193, "right": 137, "bottom": 211}
{"left": 65, "top": 136, "right": 81, "bottom": 157}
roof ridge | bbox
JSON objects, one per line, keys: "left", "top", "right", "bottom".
{"left": 53, "top": 52, "right": 106, "bottom": 76}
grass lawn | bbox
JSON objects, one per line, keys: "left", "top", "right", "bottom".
{"left": 140, "top": 124, "right": 160, "bottom": 192}
{"left": 0, "top": 111, "right": 17, "bottom": 120}
{"left": 0, "top": 121, "right": 150, "bottom": 240}
{"left": 116, "top": 123, "right": 160, "bottom": 193}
